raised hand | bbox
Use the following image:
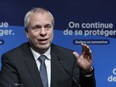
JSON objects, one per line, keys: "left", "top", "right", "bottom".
{"left": 73, "top": 43, "right": 93, "bottom": 73}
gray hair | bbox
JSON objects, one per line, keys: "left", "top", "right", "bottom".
{"left": 24, "top": 7, "right": 54, "bottom": 31}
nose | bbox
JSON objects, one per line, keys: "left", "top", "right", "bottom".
{"left": 40, "top": 28, "right": 47, "bottom": 37}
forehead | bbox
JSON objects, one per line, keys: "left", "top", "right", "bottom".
{"left": 30, "top": 12, "right": 53, "bottom": 22}
{"left": 28, "top": 12, "right": 53, "bottom": 27}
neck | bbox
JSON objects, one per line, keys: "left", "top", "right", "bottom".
{"left": 29, "top": 43, "right": 49, "bottom": 54}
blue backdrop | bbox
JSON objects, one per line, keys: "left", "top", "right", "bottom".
{"left": 0, "top": 0, "right": 116, "bottom": 87}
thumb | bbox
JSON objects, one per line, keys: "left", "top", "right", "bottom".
{"left": 73, "top": 52, "right": 80, "bottom": 60}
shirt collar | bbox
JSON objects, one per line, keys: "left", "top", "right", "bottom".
{"left": 30, "top": 47, "right": 51, "bottom": 61}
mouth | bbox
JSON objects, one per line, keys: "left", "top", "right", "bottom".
{"left": 38, "top": 38, "right": 49, "bottom": 44}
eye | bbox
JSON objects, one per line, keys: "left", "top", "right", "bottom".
{"left": 45, "top": 24, "right": 52, "bottom": 29}
{"left": 32, "top": 25, "right": 41, "bottom": 30}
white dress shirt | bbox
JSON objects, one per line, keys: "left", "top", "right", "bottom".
{"left": 30, "top": 47, "right": 51, "bottom": 87}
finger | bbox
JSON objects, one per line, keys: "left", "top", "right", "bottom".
{"left": 86, "top": 45, "right": 92, "bottom": 60}
{"left": 87, "top": 45, "right": 92, "bottom": 60}
{"left": 87, "top": 56, "right": 92, "bottom": 65}
{"left": 84, "top": 44, "right": 90, "bottom": 55}
{"left": 83, "top": 44, "right": 93, "bottom": 60}
{"left": 81, "top": 43, "right": 85, "bottom": 53}
{"left": 89, "top": 49, "right": 92, "bottom": 60}
{"left": 73, "top": 52, "right": 80, "bottom": 60}
{"left": 82, "top": 44, "right": 89, "bottom": 57}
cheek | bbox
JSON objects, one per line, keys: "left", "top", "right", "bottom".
{"left": 48, "top": 33, "right": 53, "bottom": 41}
{"left": 48, "top": 30, "right": 53, "bottom": 37}
{"left": 49, "top": 33, "right": 53, "bottom": 42}
{"left": 27, "top": 31, "right": 38, "bottom": 40}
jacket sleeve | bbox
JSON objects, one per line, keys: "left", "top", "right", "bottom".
{"left": 72, "top": 54, "right": 96, "bottom": 87}
{"left": 79, "top": 68, "right": 96, "bottom": 87}
{"left": 0, "top": 53, "right": 19, "bottom": 87}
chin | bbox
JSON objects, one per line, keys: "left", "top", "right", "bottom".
{"left": 38, "top": 44, "right": 50, "bottom": 50}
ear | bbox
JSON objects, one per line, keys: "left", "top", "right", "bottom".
{"left": 26, "top": 32, "right": 29, "bottom": 39}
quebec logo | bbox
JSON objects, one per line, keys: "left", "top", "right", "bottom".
{"left": 108, "top": 68, "right": 116, "bottom": 82}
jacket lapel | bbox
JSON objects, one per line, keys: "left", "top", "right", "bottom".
{"left": 51, "top": 44, "right": 61, "bottom": 87}
{"left": 51, "top": 52, "right": 58, "bottom": 87}
{"left": 21, "top": 43, "right": 43, "bottom": 87}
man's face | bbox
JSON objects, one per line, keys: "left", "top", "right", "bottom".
{"left": 26, "top": 12, "right": 53, "bottom": 52}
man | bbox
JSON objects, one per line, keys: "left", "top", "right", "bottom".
{"left": 0, "top": 7, "right": 96, "bottom": 87}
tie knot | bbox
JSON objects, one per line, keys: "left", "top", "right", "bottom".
{"left": 38, "top": 55, "right": 47, "bottom": 62}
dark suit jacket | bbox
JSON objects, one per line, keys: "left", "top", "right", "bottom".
{"left": 0, "top": 42, "right": 96, "bottom": 87}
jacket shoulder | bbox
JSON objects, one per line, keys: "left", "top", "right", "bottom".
{"left": 51, "top": 44, "right": 75, "bottom": 59}
{"left": 52, "top": 44, "right": 74, "bottom": 53}
{"left": 2, "top": 42, "right": 29, "bottom": 57}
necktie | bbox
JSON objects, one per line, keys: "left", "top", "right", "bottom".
{"left": 38, "top": 55, "right": 48, "bottom": 87}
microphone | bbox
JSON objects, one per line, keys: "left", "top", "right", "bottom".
{"left": 57, "top": 56, "right": 81, "bottom": 87}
